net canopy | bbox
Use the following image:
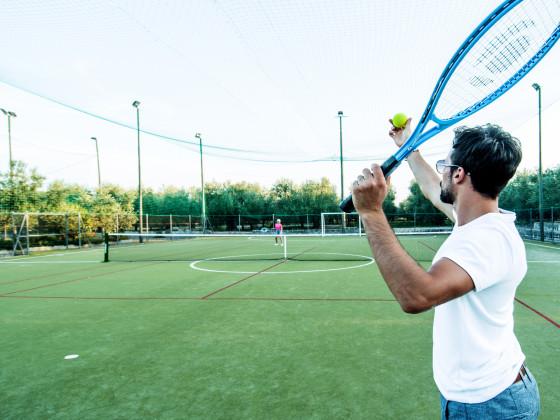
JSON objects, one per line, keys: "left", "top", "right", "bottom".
{"left": 2, "top": 0, "right": 558, "bottom": 196}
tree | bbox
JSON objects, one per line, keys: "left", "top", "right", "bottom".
{"left": 0, "top": 160, "right": 45, "bottom": 212}
{"left": 398, "top": 181, "right": 447, "bottom": 226}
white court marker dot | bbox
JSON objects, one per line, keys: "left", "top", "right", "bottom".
{"left": 64, "top": 355, "right": 79, "bottom": 359}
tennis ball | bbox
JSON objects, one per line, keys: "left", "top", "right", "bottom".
{"left": 392, "top": 113, "right": 408, "bottom": 128}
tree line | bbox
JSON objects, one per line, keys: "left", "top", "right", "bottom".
{"left": 1, "top": 160, "right": 559, "bottom": 229}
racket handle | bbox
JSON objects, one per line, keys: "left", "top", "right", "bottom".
{"left": 339, "top": 156, "right": 400, "bottom": 213}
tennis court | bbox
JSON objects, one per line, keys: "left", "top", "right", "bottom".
{"left": 1, "top": 235, "right": 558, "bottom": 419}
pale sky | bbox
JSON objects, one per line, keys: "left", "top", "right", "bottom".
{"left": 1, "top": 0, "right": 559, "bottom": 205}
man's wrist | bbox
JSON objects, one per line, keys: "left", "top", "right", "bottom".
{"left": 359, "top": 208, "right": 386, "bottom": 226}
{"left": 405, "top": 150, "right": 419, "bottom": 161}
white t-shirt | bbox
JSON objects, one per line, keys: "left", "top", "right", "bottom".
{"left": 432, "top": 209, "right": 526, "bottom": 404}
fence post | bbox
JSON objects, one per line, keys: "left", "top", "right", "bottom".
{"left": 65, "top": 213, "right": 69, "bottom": 249}
{"left": 552, "top": 207, "right": 555, "bottom": 244}
{"left": 25, "top": 212, "right": 30, "bottom": 255}
{"left": 529, "top": 208, "right": 533, "bottom": 240}
{"left": 11, "top": 212, "right": 15, "bottom": 255}
{"left": 78, "top": 213, "right": 82, "bottom": 248}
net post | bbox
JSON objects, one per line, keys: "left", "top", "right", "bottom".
{"left": 283, "top": 235, "right": 287, "bottom": 260}
{"left": 104, "top": 232, "right": 109, "bottom": 262}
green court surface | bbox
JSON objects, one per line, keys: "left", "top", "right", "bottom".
{"left": 1, "top": 238, "right": 558, "bottom": 419}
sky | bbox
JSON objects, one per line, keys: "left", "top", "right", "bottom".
{"left": 1, "top": 0, "right": 559, "bottom": 206}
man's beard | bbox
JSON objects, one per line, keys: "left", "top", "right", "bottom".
{"left": 440, "top": 181, "right": 455, "bottom": 204}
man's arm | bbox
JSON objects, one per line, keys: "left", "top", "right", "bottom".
{"left": 389, "top": 118, "right": 455, "bottom": 222}
{"left": 352, "top": 165, "right": 474, "bottom": 313}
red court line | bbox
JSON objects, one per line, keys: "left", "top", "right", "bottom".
{"left": 1, "top": 295, "right": 198, "bottom": 300}
{"left": 201, "top": 247, "right": 317, "bottom": 300}
{"left": 201, "top": 260, "right": 288, "bottom": 299}
{"left": 0, "top": 263, "right": 122, "bottom": 286}
{"left": 418, "top": 241, "right": 437, "bottom": 253}
{"left": 0, "top": 295, "right": 394, "bottom": 302}
{"left": 0, "top": 261, "right": 166, "bottom": 297}
{"left": 207, "top": 297, "right": 396, "bottom": 302}
{"left": 515, "top": 298, "right": 559, "bottom": 328}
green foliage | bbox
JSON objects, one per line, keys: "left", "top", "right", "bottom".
{"left": 500, "top": 166, "right": 560, "bottom": 211}
{"left": 398, "top": 181, "right": 447, "bottom": 226}
{"left": 0, "top": 160, "right": 45, "bottom": 212}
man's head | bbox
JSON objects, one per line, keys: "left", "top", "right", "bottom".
{"left": 446, "top": 124, "right": 522, "bottom": 200}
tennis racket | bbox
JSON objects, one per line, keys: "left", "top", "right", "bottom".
{"left": 340, "top": 0, "right": 560, "bottom": 213}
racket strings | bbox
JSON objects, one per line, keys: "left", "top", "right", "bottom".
{"left": 435, "top": 0, "right": 560, "bottom": 121}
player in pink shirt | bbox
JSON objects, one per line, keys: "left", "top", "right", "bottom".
{"left": 274, "top": 219, "right": 283, "bottom": 246}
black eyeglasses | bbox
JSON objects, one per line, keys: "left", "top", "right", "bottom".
{"left": 435, "top": 160, "right": 470, "bottom": 175}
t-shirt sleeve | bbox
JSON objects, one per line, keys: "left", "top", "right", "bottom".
{"left": 440, "top": 228, "right": 513, "bottom": 292}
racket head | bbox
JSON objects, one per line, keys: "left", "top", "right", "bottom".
{"left": 395, "top": 0, "right": 560, "bottom": 162}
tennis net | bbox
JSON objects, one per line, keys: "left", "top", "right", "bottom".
{"left": 103, "top": 232, "right": 449, "bottom": 262}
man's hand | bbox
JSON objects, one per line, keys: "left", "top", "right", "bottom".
{"left": 351, "top": 164, "right": 391, "bottom": 214}
{"left": 389, "top": 117, "right": 412, "bottom": 148}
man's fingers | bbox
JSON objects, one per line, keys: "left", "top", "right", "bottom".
{"left": 370, "top": 163, "right": 384, "bottom": 179}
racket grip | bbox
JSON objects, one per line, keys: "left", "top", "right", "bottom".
{"left": 338, "top": 156, "right": 400, "bottom": 213}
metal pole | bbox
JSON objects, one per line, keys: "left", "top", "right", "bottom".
{"left": 65, "top": 213, "right": 69, "bottom": 249}
{"left": 195, "top": 133, "right": 206, "bottom": 233}
{"left": 132, "top": 101, "right": 143, "bottom": 242}
{"left": 532, "top": 84, "right": 544, "bottom": 242}
{"left": 338, "top": 111, "right": 346, "bottom": 233}
{"left": 1, "top": 109, "right": 16, "bottom": 181}
{"left": 91, "top": 137, "right": 101, "bottom": 188}
{"left": 338, "top": 111, "right": 344, "bottom": 202}
{"left": 8, "top": 114, "right": 12, "bottom": 174}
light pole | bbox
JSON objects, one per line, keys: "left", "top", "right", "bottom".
{"left": 195, "top": 133, "right": 206, "bottom": 233}
{"left": 532, "top": 84, "right": 544, "bottom": 242}
{"left": 337, "top": 111, "right": 346, "bottom": 203}
{"left": 132, "top": 101, "right": 143, "bottom": 241}
{"left": 1, "top": 109, "right": 17, "bottom": 180}
{"left": 91, "top": 137, "right": 101, "bottom": 188}
{"left": 338, "top": 111, "right": 347, "bottom": 233}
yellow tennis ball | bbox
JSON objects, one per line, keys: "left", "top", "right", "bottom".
{"left": 392, "top": 113, "right": 408, "bottom": 128}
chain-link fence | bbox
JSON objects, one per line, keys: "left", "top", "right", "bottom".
{"left": 1, "top": 208, "right": 558, "bottom": 256}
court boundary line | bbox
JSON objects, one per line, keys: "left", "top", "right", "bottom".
{"left": 514, "top": 298, "right": 559, "bottom": 328}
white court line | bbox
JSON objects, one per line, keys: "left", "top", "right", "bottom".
{"left": 525, "top": 242, "right": 560, "bottom": 251}
{"left": 0, "top": 260, "right": 103, "bottom": 264}
{"left": 190, "top": 252, "right": 375, "bottom": 274}
{"left": 0, "top": 247, "right": 103, "bottom": 262}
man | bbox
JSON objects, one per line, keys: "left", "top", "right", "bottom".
{"left": 351, "top": 119, "right": 540, "bottom": 419}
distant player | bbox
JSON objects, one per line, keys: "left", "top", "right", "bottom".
{"left": 274, "top": 219, "right": 283, "bottom": 246}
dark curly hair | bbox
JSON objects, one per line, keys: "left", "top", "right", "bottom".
{"left": 450, "top": 124, "right": 522, "bottom": 199}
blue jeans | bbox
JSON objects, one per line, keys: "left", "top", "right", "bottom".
{"left": 440, "top": 366, "right": 540, "bottom": 419}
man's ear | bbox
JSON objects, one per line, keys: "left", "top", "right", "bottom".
{"left": 453, "top": 167, "right": 468, "bottom": 183}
